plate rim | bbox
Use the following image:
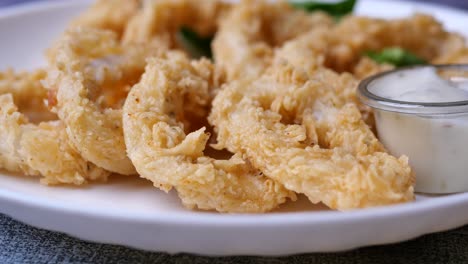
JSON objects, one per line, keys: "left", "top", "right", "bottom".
{"left": 3, "top": 181, "right": 468, "bottom": 225}
{"left": 1, "top": 0, "right": 468, "bottom": 255}
{"left": 1, "top": 0, "right": 468, "bottom": 224}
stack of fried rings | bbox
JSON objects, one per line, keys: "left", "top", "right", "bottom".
{"left": 2, "top": 0, "right": 468, "bottom": 212}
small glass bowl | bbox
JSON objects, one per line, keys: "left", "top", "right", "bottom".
{"left": 357, "top": 64, "right": 468, "bottom": 194}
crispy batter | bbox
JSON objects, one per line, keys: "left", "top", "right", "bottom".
{"left": 0, "top": 69, "right": 47, "bottom": 108}
{"left": 269, "top": 14, "right": 467, "bottom": 127}
{"left": 122, "top": 0, "right": 230, "bottom": 49}
{"left": 329, "top": 14, "right": 465, "bottom": 72}
{"left": 273, "top": 14, "right": 465, "bottom": 74}
{"left": 0, "top": 69, "right": 57, "bottom": 123}
{"left": 48, "top": 1, "right": 143, "bottom": 62}
{"left": 212, "top": 0, "right": 333, "bottom": 81}
{"left": 6, "top": 0, "right": 468, "bottom": 212}
{"left": 70, "top": 0, "right": 141, "bottom": 37}
{"left": 0, "top": 70, "right": 109, "bottom": 185}
{"left": 352, "top": 57, "right": 393, "bottom": 80}
{"left": 44, "top": 28, "right": 162, "bottom": 175}
{"left": 123, "top": 52, "right": 295, "bottom": 212}
{"left": 209, "top": 62, "right": 414, "bottom": 210}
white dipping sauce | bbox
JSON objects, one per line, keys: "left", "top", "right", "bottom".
{"left": 370, "top": 68, "right": 468, "bottom": 103}
{"left": 369, "top": 67, "right": 468, "bottom": 193}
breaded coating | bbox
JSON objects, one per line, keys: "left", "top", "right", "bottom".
{"left": 123, "top": 52, "right": 295, "bottom": 212}
{"left": 70, "top": 0, "right": 141, "bottom": 37}
{"left": 44, "top": 28, "right": 162, "bottom": 175}
{"left": 5, "top": 0, "right": 468, "bottom": 212}
{"left": 0, "top": 70, "right": 109, "bottom": 185}
{"left": 212, "top": 0, "right": 333, "bottom": 81}
{"left": 209, "top": 62, "right": 414, "bottom": 210}
{"left": 274, "top": 14, "right": 466, "bottom": 74}
{"left": 352, "top": 57, "right": 393, "bottom": 80}
{"left": 122, "top": 0, "right": 229, "bottom": 48}
{"left": 270, "top": 14, "right": 468, "bottom": 127}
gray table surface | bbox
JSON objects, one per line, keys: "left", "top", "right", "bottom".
{"left": 1, "top": 0, "right": 468, "bottom": 263}
{"left": 1, "top": 212, "right": 468, "bottom": 264}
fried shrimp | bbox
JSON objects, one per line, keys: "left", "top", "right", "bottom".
{"left": 44, "top": 28, "right": 161, "bottom": 175}
{"left": 70, "top": 0, "right": 141, "bottom": 37}
{"left": 123, "top": 52, "right": 295, "bottom": 212}
{"left": 210, "top": 62, "right": 414, "bottom": 210}
{"left": 212, "top": 0, "right": 333, "bottom": 81}
{"left": 122, "top": 0, "right": 229, "bottom": 47}
{"left": 0, "top": 70, "right": 109, "bottom": 185}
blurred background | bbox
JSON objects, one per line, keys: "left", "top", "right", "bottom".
{"left": 0, "top": 0, "right": 467, "bottom": 10}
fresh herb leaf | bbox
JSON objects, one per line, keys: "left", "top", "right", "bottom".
{"left": 366, "top": 48, "right": 427, "bottom": 67}
{"left": 289, "top": 0, "right": 356, "bottom": 18}
{"left": 176, "top": 27, "right": 213, "bottom": 59}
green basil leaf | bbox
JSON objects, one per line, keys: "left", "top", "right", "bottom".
{"left": 177, "top": 27, "right": 213, "bottom": 59}
{"left": 289, "top": 0, "right": 356, "bottom": 18}
{"left": 366, "top": 48, "right": 427, "bottom": 67}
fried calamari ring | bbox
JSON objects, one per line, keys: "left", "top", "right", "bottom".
{"left": 44, "top": 28, "right": 161, "bottom": 175}
{"left": 70, "top": 0, "right": 141, "bottom": 37}
{"left": 122, "top": 0, "right": 229, "bottom": 47}
{"left": 270, "top": 14, "right": 468, "bottom": 126}
{"left": 210, "top": 63, "right": 414, "bottom": 210}
{"left": 48, "top": 1, "right": 146, "bottom": 64}
{"left": 123, "top": 52, "right": 295, "bottom": 213}
{"left": 331, "top": 14, "right": 465, "bottom": 71}
{"left": 0, "top": 69, "right": 54, "bottom": 121}
{"left": 212, "top": 0, "right": 333, "bottom": 81}
{"left": 0, "top": 70, "right": 109, "bottom": 185}
{"left": 271, "top": 32, "right": 379, "bottom": 126}
{"left": 273, "top": 14, "right": 466, "bottom": 74}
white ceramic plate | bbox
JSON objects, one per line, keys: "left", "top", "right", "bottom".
{"left": 1, "top": 0, "right": 468, "bottom": 256}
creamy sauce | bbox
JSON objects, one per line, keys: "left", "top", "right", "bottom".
{"left": 370, "top": 67, "right": 468, "bottom": 103}
{"left": 368, "top": 67, "right": 468, "bottom": 193}
{"left": 375, "top": 111, "right": 468, "bottom": 193}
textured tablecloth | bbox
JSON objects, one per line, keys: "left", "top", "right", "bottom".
{"left": 1, "top": 213, "right": 468, "bottom": 263}
{"left": 1, "top": 0, "right": 468, "bottom": 263}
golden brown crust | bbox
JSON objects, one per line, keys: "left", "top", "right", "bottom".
{"left": 212, "top": 0, "right": 333, "bottom": 81}
{"left": 0, "top": 70, "right": 109, "bottom": 185}
{"left": 123, "top": 52, "right": 295, "bottom": 212}
{"left": 122, "top": 0, "right": 230, "bottom": 48}
{"left": 5, "top": 0, "right": 468, "bottom": 212}
{"left": 209, "top": 62, "right": 414, "bottom": 210}
{"left": 70, "top": 0, "right": 141, "bottom": 37}
{"left": 44, "top": 28, "right": 163, "bottom": 175}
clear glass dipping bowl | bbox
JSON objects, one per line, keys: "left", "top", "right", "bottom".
{"left": 357, "top": 64, "right": 468, "bottom": 194}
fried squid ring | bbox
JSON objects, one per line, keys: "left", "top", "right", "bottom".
{"left": 0, "top": 69, "right": 52, "bottom": 121}
{"left": 44, "top": 28, "right": 161, "bottom": 175}
{"left": 122, "top": 0, "right": 230, "bottom": 48}
{"left": 123, "top": 52, "right": 295, "bottom": 213}
{"left": 212, "top": 0, "right": 333, "bottom": 81}
{"left": 270, "top": 14, "right": 468, "bottom": 126}
{"left": 0, "top": 70, "right": 109, "bottom": 185}
{"left": 273, "top": 14, "right": 466, "bottom": 74}
{"left": 210, "top": 63, "right": 414, "bottom": 210}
